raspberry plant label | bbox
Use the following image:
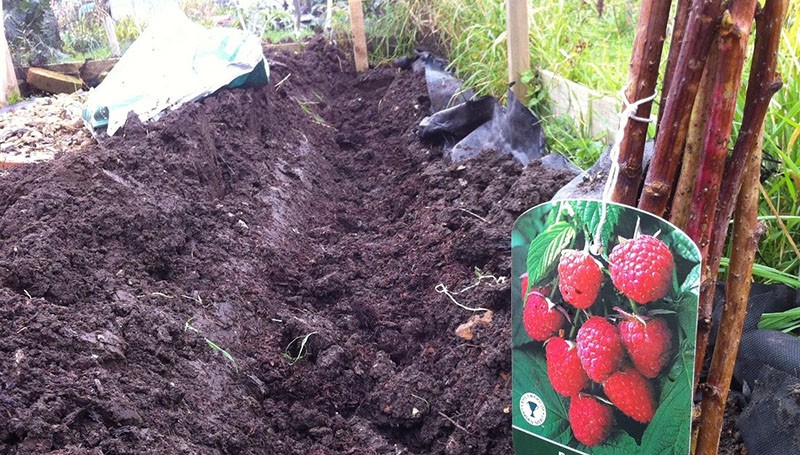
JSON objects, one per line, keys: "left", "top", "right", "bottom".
{"left": 511, "top": 199, "right": 700, "bottom": 455}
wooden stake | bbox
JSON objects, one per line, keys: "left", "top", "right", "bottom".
{"left": 102, "top": 13, "right": 121, "bottom": 57}
{"left": 325, "top": 0, "right": 334, "bottom": 37}
{"left": 348, "top": 0, "right": 368, "bottom": 72}
{"left": 610, "top": 0, "right": 672, "bottom": 206}
{"left": 0, "top": 1, "right": 20, "bottom": 106}
{"left": 506, "top": 0, "right": 530, "bottom": 102}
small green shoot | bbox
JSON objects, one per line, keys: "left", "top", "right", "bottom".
{"left": 184, "top": 316, "right": 201, "bottom": 333}
{"left": 205, "top": 338, "right": 238, "bottom": 370}
{"left": 183, "top": 316, "right": 237, "bottom": 371}
{"left": 293, "top": 97, "right": 329, "bottom": 127}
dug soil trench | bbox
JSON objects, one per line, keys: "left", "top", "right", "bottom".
{"left": 0, "top": 39, "right": 583, "bottom": 454}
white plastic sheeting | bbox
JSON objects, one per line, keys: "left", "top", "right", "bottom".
{"left": 83, "top": 3, "right": 268, "bottom": 135}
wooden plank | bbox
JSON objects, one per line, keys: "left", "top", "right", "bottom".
{"left": 27, "top": 68, "right": 83, "bottom": 94}
{"left": 348, "top": 0, "right": 368, "bottom": 72}
{"left": 102, "top": 14, "right": 121, "bottom": 57}
{"left": 506, "top": 0, "right": 530, "bottom": 101}
{"left": 16, "top": 58, "right": 119, "bottom": 89}
{"left": 262, "top": 42, "right": 306, "bottom": 54}
{"left": 0, "top": 1, "right": 20, "bottom": 106}
{"left": 79, "top": 58, "right": 118, "bottom": 85}
{"left": 538, "top": 69, "right": 619, "bottom": 140}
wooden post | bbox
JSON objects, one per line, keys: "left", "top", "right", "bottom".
{"left": 0, "top": 1, "right": 20, "bottom": 106}
{"left": 348, "top": 0, "right": 368, "bottom": 72}
{"left": 506, "top": 0, "right": 530, "bottom": 102}
{"left": 325, "top": 0, "right": 334, "bottom": 35}
{"left": 102, "top": 13, "right": 121, "bottom": 57}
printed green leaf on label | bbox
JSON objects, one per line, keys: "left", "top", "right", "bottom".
{"left": 592, "top": 431, "right": 641, "bottom": 455}
{"left": 526, "top": 222, "right": 576, "bottom": 287}
{"left": 681, "top": 264, "right": 701, "bottom": 296}
{"left": 569, "top": 200, "right": 621, "bottom": 248}
{"left": 665, "top": 229, "right": 702, "bottom": 264}
{"left": 641, "top": 358, "right": 692, "bottom": 455}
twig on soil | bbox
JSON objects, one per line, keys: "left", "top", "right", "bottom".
{"left": 274, "top": 73, "right": 292, "bottom": 90}
{"left": 151, "top": 292, "right": 174, "bottom": 299}
{"left": 437, "top": 411, "right": 474, "bottom": 435}
{"left": 435, "top": 271, "right": 505, "bottom": 312}
{"left": 411, "top": 394, "right": 430, "bottom": 412}
{"left": 182, "top": 294, "right": 204, "bottom": 306}
{"left": 283, "top": 332, "right": 317, "bottom": 365}
{"left": 435, "top": 283, "right": 489, "bottom": 312}
{"left": 457, "top": 208, "right": 490, "bottom": 223}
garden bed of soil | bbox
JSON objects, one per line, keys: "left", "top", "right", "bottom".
{"left": 0, "top": 38, "right": 744, "bottom": 454}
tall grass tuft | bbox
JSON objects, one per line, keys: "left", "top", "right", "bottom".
{"left": 755, "top": 5, "right": 800, "bottom": 282}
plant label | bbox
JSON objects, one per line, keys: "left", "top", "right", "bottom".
{"left": 511, "top": 199, "right": 700, "bottom": 455}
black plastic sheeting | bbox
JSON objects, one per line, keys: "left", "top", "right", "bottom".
{"left": 709, "top": 283, "right": 800, "bottom": 455}
{"left": 403, "top": 52, "right": 565, "bottom": 169}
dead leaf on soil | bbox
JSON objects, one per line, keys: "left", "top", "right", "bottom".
{"left": 454, "top": 310, "right": 494, "bottom": 341}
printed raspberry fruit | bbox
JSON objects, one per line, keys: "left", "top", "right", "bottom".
{"left": 609, "top": 235, "right": 674, "bottom": 304}
{"left": 558, "top": 250, "right": 603, "bottom": 309}
{"left": 522, "top": 291, "right": 565, "bottom": 342}
{"left": 576, "top": 316, "right": 624, "bottom": 382}
{"left": 546, "top": 337, "right": 589, "bottom": 397}
{"left": 603, "top": 367, "right": 657, "bottom": 423}
{"left": 619, "top": 314, "right": 673, "bottom": 378}
{"left": 568, "top": 394, "right": 613, "bottom": 447}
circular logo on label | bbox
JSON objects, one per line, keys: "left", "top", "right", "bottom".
{"left": 520, "top": 392, "right": 546, "bottom": 426}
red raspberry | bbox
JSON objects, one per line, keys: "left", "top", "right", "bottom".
{"left": 568, "top": 394, "right": 613, "bottom": 447}
{"left": 522, "top": 291, "right": 565, "bottom": 342}
{"left": 546, "top": 337, "right": 589, "bottom": 397}
{"left": 609, "top": 235, "right": 674, "bottom": 304}
{"left": 619, "top": 314, "right": 673, "bottom": 378}
{"left": 576, "top": 316, "right": 624, "bottom": 382}
{"left": 603, "top": 367, "right": 657, "bottom": 423}
{"left": 558, "top": 250, "right": 603, "bottom": 309}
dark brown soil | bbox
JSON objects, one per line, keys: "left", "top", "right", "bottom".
{"left": 0, "top": 39, "right": 571, "bottom": 454}
{"left": 0, "top": 39, "right": 743, "bottom": 454}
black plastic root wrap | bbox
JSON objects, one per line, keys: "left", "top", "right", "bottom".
{"left": 709, "top": 283, "right": 800, "bottom": 455}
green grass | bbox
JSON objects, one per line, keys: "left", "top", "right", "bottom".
{"left": 757, "top": 13, "right": 800, "bottom": 281}
{"left": 759, "top": 307, "right": 800, "bottom": 335}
